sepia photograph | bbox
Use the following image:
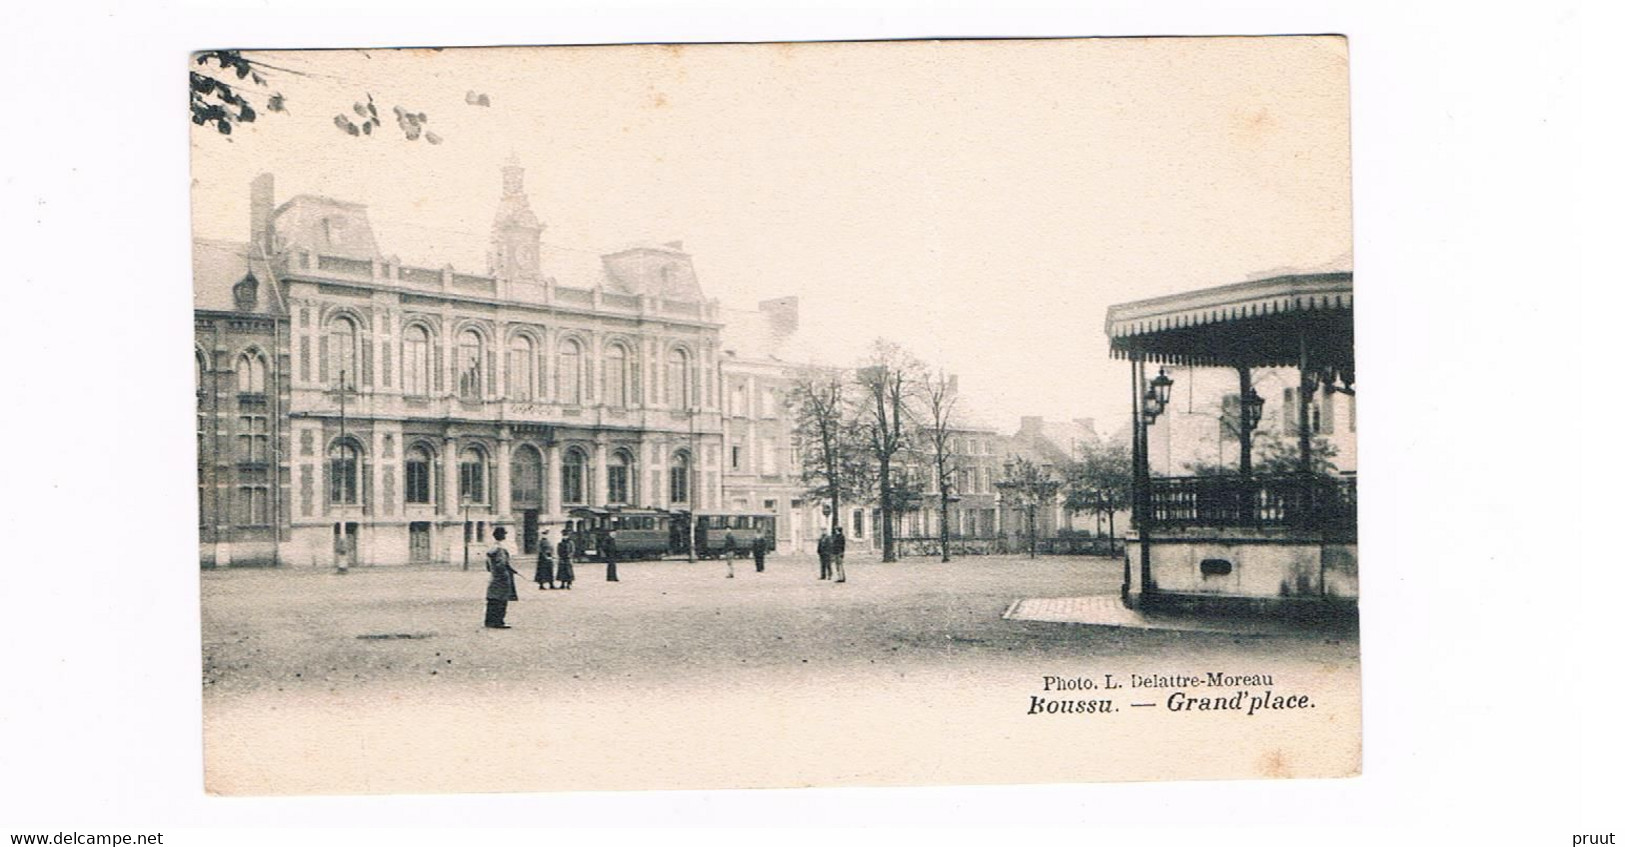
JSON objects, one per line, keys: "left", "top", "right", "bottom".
{"left": 4, "top": 0, "right": 1611, "bottom": 841}
{"left": 189, "top": 37, "right": 1359, "bottom": 794}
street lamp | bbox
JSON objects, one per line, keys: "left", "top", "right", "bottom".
{"left": 1141, "top": 367, "right": 1174, "bottom": 424}
{"left": 1240, "top": 386, "right": 1266, "bottom": 434}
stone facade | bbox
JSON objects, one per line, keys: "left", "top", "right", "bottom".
{"left": 200, "top": 166, "right": 731, "bottom": 567}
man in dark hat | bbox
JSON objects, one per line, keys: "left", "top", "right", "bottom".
{"left": 817, "top": 531, "right": 832, "bottom": 580}
{"left": 484, "top": 527, "right": 519, "bottom": 628}
{"left": 533, "top": 528, "right": 555, "bottom": 589}
{"left": 556, "top": 529, "right": 576, "bottom": 590}
{"left": 751, "top": 533, "right": 768, "bottom": 573}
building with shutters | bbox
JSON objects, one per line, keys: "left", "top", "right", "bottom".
{"left": 198, "top": 161, "right": 732, "bottom": 567}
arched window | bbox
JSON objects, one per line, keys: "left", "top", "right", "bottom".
{"left": 607, "top": 449, "right": 633, "bottom": 504}
{"left": 403, "top": 325, "right": 430, "bottom": 397}
{"left": 559, "top": 338, "right": 583, "bottom": 405}
{"left": 508, "top": 335, "right": 535, "bottom": 401}
{"left": 328, "top": 438, "right": 362, "bottom": 505}
{"left": 457, "top": 329, "right": 483, "bottom": 400}
{"left": 511, "top": 444, "right": 544, "bottom": 508}
{"left": 562, "top": 447, "right": 587, "bottom": 505}
{"left": 458, "top": 445, "right": 487, "bottom": 504}
{"left": 669, "top": 451, "right": 690, "bottom": 505}
{"left": 329, "top": 316, "right": 358, "bottom": 389}
{"left": 667, "top": 348, "right": 691, "bottom": 408}
{"left": 237, "top": 351, "right": 266, "bottom": 394}
{"left": 195, "top": 348, "right": 208, "bottom": 394}
{"left": 405, "top": 444, "right": 433, "bottom": 504}
{"left": 604, "top": 343, "right": 628, "bottom": 408}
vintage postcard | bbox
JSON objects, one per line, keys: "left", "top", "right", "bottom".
{"left": 191, "top": 36, "right": 1357, "bottom": 794}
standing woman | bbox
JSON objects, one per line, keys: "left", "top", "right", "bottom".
{"left": 555, "top": 530, "right": 576, "bottom": 590}
{"left": 534, "top": 529, "right": 555, "bottom": 590}
{"left": 485, "top": 527, "right": 519, "bottom": 628}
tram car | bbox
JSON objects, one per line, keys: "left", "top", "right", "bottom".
{"left": 566, "top": 506, "right": 673, "bottom": 560}
{"left": 682, "top": 511, "right": 778, "bottom": 558}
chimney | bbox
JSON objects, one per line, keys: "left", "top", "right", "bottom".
{"left": 249, "top": 173, "right": 275, "bottom": 255}
{"left": 758, "top": 296, "right": 800, "bottom": 338}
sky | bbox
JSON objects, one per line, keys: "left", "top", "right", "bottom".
{"left": 190, "top": 38, "right": 1351, "bottom": 435}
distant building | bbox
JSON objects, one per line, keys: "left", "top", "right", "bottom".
{"left": 715, "top": 298, "right": 819, "bottom": 552}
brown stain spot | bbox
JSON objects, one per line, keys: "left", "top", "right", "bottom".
{"left": 661, "top": 43, "right": 685, "bottom": 58}
{"left": 1233, "top": 106, "right": 1277, "bottom": 145}
{"left": 651, "top": 91, "right": 669, "bottom": 108}
{"left": 1258, "top": 749, "right": 1292, "bottom": 779}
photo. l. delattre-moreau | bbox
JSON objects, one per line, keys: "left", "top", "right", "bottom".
{"left": 192, "top": 37, "right": 1358, "bottom": 794}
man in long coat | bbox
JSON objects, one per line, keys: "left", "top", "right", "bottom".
{"left": 816, "top": 532, "right": 832, "bottom": 580}
{"left": 556, "top": 530, "right": 576, "bottom": 590}
{"left": 533, "top": 529, "right": 555, "bottom": 589}
{"left": 751, "top": 534, "right": 767, "bottom": 573}
{"left": 831, "top": 526, "right": 847, "bottom": 583}
{"left": 485, "top": 527, "right": 519, "bottom": 628}
{"left": 602, "top": 531, "right": 620, "bottom": 582}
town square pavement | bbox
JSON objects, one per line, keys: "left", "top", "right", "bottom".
{"left": 201, "top": 553, "right": 1361, "bottom": 793}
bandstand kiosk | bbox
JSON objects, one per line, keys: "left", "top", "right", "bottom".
{"left": 1105, "top": 272, "right": 1356, "bottom": 619}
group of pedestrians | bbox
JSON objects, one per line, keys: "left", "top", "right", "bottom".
{"left": 487, "top": 523, "right": 849, "bottom": 629}
{"left": 721, "top": 532, "right": 769, "bottom": 578}
{"left": 485, "top": 528, "right": 599, "bottom": 629}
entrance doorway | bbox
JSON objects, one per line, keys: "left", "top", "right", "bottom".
{"left": 521, "top": 510, "right": 540, "bottom": 555}
{"left": 333, "top": 522, "right": 359, "bottom": 568}
{"left": 409, "top": 522, "right": 431, "bottom": 563}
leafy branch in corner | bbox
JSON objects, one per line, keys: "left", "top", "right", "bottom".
{"left": 191, "top": 49, "right": 478, "bottom": 144}
{"left": 191, "top": 50, "right": 285, "bottom": 136}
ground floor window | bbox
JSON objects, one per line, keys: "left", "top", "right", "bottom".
{"left": 239, "top": 486, "right": 269, "bottom": 525}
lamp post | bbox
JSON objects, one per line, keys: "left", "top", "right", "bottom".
{"left": 1237, "top": 382, "right": 1266, "bottom": 476}
{"left": 687, "top": 406, "right": 698, "bottom": 562}
{"left": 335, "top": 368, "right": 353, "bottom": 574}
{"left": 1133, "top": 363, "right": 1173, "bottom": 602}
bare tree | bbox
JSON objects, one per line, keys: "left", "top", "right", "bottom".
{"left": 856, "top": 340, "right": 919, "bottom": 563}
{"left": 916, "top": 370, "right": 963, "bottom": 562}
{"left": 789, "top": 368, "right": 869, "bottom": 533}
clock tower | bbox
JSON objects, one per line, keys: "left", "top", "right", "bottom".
{"left": 488, "top": 156, "right": 544, "bottom": 283}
